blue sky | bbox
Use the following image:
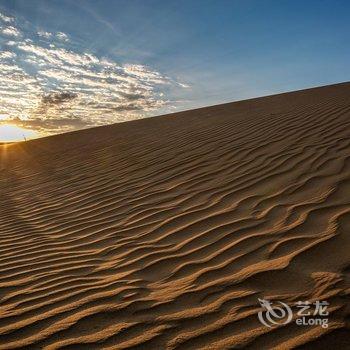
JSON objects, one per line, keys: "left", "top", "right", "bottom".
{"left": 0, "top": 0, "right": 349, "bottom": 135}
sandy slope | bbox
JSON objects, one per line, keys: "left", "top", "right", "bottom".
{"left": 0, "top": 82, "right": 350, "bottom": 349}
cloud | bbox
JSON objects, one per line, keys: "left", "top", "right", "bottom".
{"left": 113, "top": 104, "right": 144, "bottom": 112}
{"left": 56, "top": 32, "right": 69, "bottom": 42}
{"left": 0, "top": 12, "right": 14, "bottom": 23}
{"left": 38, "top": 30, "right": 70, "bottom": 42}
{"left": 177, "top": 82, "right": 190, "bottom": 88}
{"left": 41, "top": 91, "right": 78, "bottom": 106}
{"left": 38, "top": 31, "right": 52, "bottom": 39}
{"left": 0, "top": 51, "right": 16, "bottom": 59}
{"left": 7, "top": 116, "right": 90, "bottom": 135}
{"left": 1, "top": 25, "right": 21, "bottom": 37}
{"left": 0, "top": 12, "right": 189, "bottom": 135}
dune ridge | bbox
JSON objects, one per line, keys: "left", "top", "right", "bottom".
{"left": 1, "top": 82, "right": 350, "bottom": 349}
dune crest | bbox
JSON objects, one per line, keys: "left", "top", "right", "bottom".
{"left": 1, "top": 82, "right": 350, "bottom": 349}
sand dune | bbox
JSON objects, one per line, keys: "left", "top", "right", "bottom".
{"left": 1, "top": 82, "right": 350, "bottom": 349}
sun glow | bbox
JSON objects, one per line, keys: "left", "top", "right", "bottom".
{"left": 0, "top": 124, "right": 38, "bottom": 142}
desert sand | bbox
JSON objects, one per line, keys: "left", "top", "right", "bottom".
{"left": 0, "top": 82, "right": 349, "bottom": 349}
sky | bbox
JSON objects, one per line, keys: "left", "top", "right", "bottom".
{"left": 0, "top": 0, "right": 349, "bottom": 137}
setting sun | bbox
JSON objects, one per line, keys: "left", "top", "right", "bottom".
{"left": 0, "top": 124, "right": 38, "bottom": 142}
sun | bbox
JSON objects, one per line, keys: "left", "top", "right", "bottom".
{"left": 0, "top": 124, "right": 38, "bottom": 142}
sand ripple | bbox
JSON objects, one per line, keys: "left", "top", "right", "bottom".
{"left": 1, "top": 83, "right": 350, "bottom": 349}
